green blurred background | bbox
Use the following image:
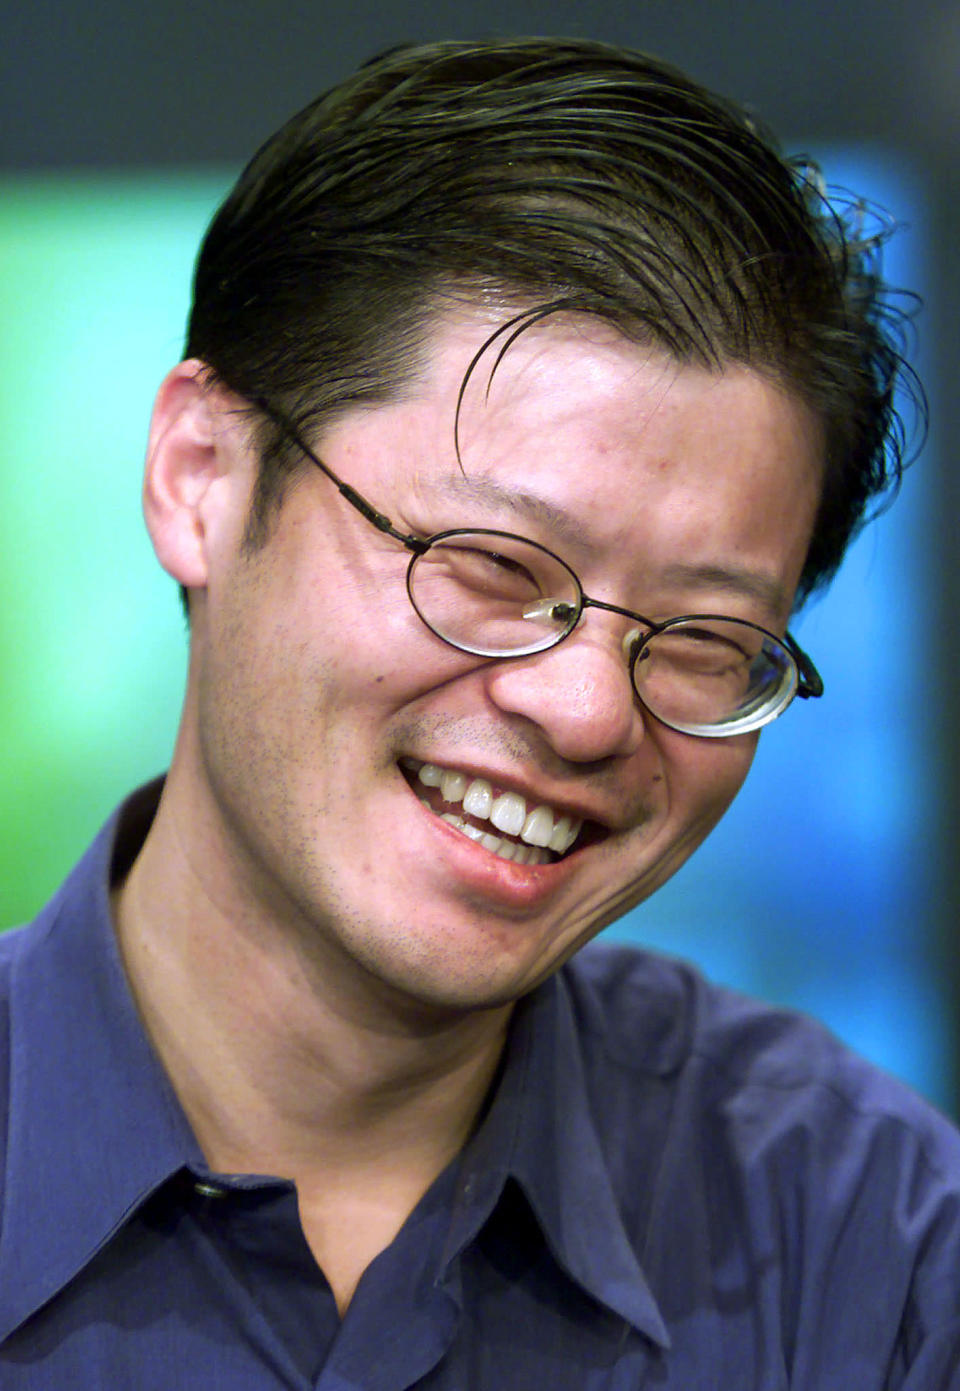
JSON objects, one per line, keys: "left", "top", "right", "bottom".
{"left": 0, "top": 174, "right": 225, "bottom": 920}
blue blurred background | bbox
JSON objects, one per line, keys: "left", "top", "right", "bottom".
{"left": 2, "top": 1, "right": 958, "bottom": 1115}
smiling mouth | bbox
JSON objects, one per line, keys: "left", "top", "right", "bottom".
{"left": 399, "top": 758, "right": 598, "bottom": 865}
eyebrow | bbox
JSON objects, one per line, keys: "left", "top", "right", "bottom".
{"left": 656, "top": 562, "right": 788, "bottom": 616}
{"left": 430, "top": 474, "right": 789, "bottom": 616}
{"left": 429, "top": 474, "right": 597, "bottom": 548}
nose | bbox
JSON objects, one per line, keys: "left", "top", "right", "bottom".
{"left": 483, "top": 629, "right": 645, "bottom": 764}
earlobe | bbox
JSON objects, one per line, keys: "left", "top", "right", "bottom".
{"left": 143, "top": 359, "right": 242, "bottom": 591}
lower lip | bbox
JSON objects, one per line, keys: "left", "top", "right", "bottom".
{"left": 417, "top": 794, "right": 581, "bottom": 910}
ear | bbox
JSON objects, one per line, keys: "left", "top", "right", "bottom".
{"left": 143, "top": 359, "right": 250, "bottom": 591}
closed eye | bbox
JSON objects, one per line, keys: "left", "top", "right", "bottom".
{"left": 439, "top": 544, "right": 542, "bottom": 601}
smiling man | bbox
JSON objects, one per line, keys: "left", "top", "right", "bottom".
{"left": 3, "top": 37, "right": 959, "bottom": 1390}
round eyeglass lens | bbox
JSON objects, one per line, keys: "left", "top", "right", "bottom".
{"left": 407, "top": 530, "right": 582, "bottom": 658}
{"left": 632, "top": 617, "right": 799, "bottom": 736}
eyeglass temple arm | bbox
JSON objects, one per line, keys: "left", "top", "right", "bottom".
{"left": 336, "top": 482, "right": 426, "bottom": 551}
{"left": 790, "top": 641, "right": 824, "bottom": 700}
{"left": 252, "top": 396, "right": 427, "bottom": 553}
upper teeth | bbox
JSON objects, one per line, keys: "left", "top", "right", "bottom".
{"left": 415, "top": 762, "right": 582, "bottom": 854}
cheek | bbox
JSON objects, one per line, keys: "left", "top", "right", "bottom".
{"left": 205, "top": 552, "right": 486, "bottom": 757}
{"left": 663, "top": 730, "right": 759, "bottom": 829}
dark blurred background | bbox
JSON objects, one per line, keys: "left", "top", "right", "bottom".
{"left": 2, "top": 0, "right": 958, "bottom": 1113}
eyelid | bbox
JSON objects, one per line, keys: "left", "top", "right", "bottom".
{"left": 673, "top": 625, "right": 749, "bottom": 653}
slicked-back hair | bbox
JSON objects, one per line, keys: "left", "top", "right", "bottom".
{"left": 186, "top": 37, "right": 919, "bottom": 605}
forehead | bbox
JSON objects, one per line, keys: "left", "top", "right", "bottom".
{"left": 407, "top": 306, "right": 822, "bottom": 469}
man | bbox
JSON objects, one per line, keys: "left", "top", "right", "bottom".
{"left": 2, "top": 37, "right": 957, "bottom": 1389}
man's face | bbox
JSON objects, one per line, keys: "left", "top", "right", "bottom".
{"left": 185, "top": 312, "right": 822, "bottom": 1014}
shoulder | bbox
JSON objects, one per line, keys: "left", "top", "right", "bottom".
{"left": 563, "top": 940, "right": 959, "bottom": 1157}
{"left": 0, "top": 919, "right": 41, "bottom": 1033}
{"left": 0, "top": 916, "right": 50, "bottom": 974}
{"left": 561, "top": 942, "right": 960, "bottom": 1232}
{"left": 562, "top": 942, "right": 960, "bottom": 1365}
{"left": 0, "top": 910, "right": 73, "bottom": 1094}
{"left": 0, "top": 922, "right": 41, "bottom": 1193}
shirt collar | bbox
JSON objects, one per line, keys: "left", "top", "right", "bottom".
{"left": 0, "top": 781, "right": 203, "bottom": 1341}
{"left": 449, "top": 967, "right": 671, "bottom": 1351}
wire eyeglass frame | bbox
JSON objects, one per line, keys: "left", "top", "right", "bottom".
{"left": 251, "top": 397, "right": 824, "bottom": 738}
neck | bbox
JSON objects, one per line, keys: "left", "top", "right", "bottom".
{"left": 112, "top": 774, "right": 512, "bottom": 1189}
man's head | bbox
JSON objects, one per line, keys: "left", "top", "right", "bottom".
{"left": 184, "top": 36, "right": 913, "bottom": 608}
{"left": 143, "top": 39, "right": 913, "bottom": 1014}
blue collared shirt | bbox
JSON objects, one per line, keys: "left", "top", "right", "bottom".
{"left": 2, "top": 782, "right": 960, "bottom": 1388}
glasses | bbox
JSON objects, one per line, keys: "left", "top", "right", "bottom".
{"left": 254, "top": 399, "right": 823, "bottom": 738}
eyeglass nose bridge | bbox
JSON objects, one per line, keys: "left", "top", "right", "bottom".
{"left": 570, "top": 594, "right": 658, "bottom": 670}
{"left": 548, "top": 595, "right": 657, "bottom": 696}
{"left": 526, "top": 594, "right": 654, "bottom": 657}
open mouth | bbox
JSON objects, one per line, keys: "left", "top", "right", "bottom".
{"left": 399, "top": 758, "right": 600, "bottom": 865}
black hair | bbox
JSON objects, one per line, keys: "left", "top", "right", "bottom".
{"left": 185, "top": 37, "right": 922, "bottom": 605}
